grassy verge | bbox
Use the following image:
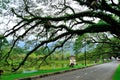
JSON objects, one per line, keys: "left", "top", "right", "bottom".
{"left": 1, "top": 60, "right": 110, "bottom": 80}
{"left": 1, "top": 64, "right": 84, "bottom": 80}
{"left": 113, "top": 64, "right": 120, "bottom": 80}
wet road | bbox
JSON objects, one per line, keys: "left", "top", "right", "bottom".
{"left": 40, "top": 61, "right": 119, "bottom": 80}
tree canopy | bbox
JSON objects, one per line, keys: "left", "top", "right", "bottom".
{"left": 0, "top": 0, "right": 120, "bottom": 71}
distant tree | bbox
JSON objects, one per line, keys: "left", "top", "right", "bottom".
{"left": 0, "top": 35, "right": 9, "bottom": 60}
{"left": 74, "top": 32, "right": 120, "bottom": 62}
{"left": 90, "top": 33, "right": 120, "bottom": 58}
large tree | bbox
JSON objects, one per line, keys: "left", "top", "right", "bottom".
{"left": 0, "top": 0, "right": 120, "bottom": 71}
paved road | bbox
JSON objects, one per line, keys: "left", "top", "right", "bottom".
{"left": 39, "top": 61, "right": 119, "bottom": 80}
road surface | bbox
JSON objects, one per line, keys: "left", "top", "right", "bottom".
{"left": 39, "top": 61, "right": 119, "bottom": 80}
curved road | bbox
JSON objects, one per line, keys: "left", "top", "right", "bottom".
{"left": 39, "top": 61, "right": 119, "bottom": 80}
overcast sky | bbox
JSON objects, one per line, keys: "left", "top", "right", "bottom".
{"left": 0, "top": 0, "right": 118, "bottom": 41}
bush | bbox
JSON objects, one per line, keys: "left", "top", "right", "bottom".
{"left": 113, "top": 64, "right": 120, "bottom": 80}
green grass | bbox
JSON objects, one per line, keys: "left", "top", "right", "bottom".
{"left": 1, "top": 64, "right": 84, "bottom": 80}
{"left": 113, "top": 64, "right": 120, "bottom": 80}
{"left": 1, "top": 68, "right": 69, "bottom": 80}
{"left": 0, "top": 60, "right": 108, "bottom": 80}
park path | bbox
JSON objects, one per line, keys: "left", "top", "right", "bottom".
{"left": 39, "top": 61, "right": 119, "bottom": 80}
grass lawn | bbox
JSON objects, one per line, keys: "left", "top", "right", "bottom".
{"left": 1, "top": 64, "right": 84, "bottom": 80}
{"left": 113, "top": 64, "right": 120, "bottom": 80}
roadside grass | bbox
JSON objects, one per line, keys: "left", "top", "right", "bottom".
{"left": 1, "top": 64, "right": 84, "bottom": 80}
{"left": 113, "top": 64, "right": 120, "bottom": 80}
{"left": 1, "top": 68, "right": 70, "bottom": 80}
{"left": 1, "top": 60, "right": 110, "bottom": 80}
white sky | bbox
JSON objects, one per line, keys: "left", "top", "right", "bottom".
{"left": 0, "top": 0, "right": 118, "bottom": 41}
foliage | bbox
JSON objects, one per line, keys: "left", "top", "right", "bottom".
{"left": 0, "top": 0, "right": 120, "bottom": 71}
{"left": 113, "top": 64, "right": 120, "bottom": 80}
{"left": 0, "top": 35, "right": 9, "bottom": 61}
{"left": 74, "top": 30, "right": 120, "bottom": 62}
{"left": 74, "top": 34, "right": 86, "bottom": 54}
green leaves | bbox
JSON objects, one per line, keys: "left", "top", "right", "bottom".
{"left": 0, "top": 35, "right": 9, "bottom": 47}
{"left": 85, "top": 20, "right": 110, "bottom": 32}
